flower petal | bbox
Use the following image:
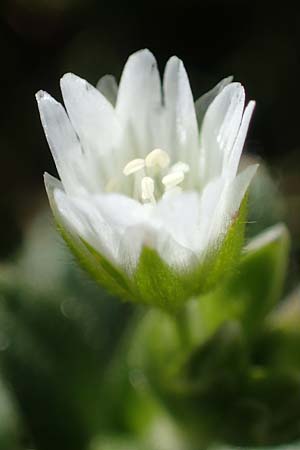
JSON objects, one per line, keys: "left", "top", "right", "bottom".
{"left": 225, "top": 100, "right": 256, "bottom": 180}
{"left": 96, "top": 74, "right": 118, "bottom": 106}
{"left": 54, "top": 190, "right": 121, "bottom": 266}
{"left": 119, "top": 221, "right": 197, "bottom": 276}
{"left": 200, "top": 83, "right": 245, "bottom": 184}
{"left": 115, "top": 49, "right": 162, "bottom": 158}
{"left": 93, "top": 193, "right": 148, "bottom": 230}
{"left": 60, "top": 73, "right": 123, "bottom": 185}
{"left": 209, "top": 164, "right": 258, "bottom": 244}
{"left": 52, "top": 189, "right": 153, "bottom": 271}
{"left": 196, "top": 176, "right": 227, "bottom": 251}
{"left": 154, "top": 191, "right": 201, "bottom": 252}
{"left": 44, "top": 172, "right": 133, "bottom": 300}
{"left": 225, "top": 163, "right": 259, "bottom": 217}
{"left": 163, "top": 56, "right": 199, "bottom": 184}
{"left": 117, "top": 222, "right": 198, "bottom": 311}
{"left": 195, "top": 76, "right": 233, "bottom": 128}
{"left": 44, "top": 172, "right": 65, "bottom": 209}
{"left": 36, "top": 91, "right": 84, "bottom": 195}
{"left": 118, "top": 223, "right": 157, "bottom": 274}
{"left": 65, "top": 192, "right": 198, "bottom": 273}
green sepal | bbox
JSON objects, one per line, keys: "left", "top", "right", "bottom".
{"left": 194, "top": 223, "right": 290, "bottom": 339}
{"left": 130, "top": 196, "right": 248, "bottom": 312}
{"left": 56, "top": 221, "right": 133, "bottom": 301}
{"left": 44, "top": 174, "right": 133, "bottom": 301}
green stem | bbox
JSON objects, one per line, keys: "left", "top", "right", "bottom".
{"left": 174, "top": 306, "right": 191, "bottom": 349}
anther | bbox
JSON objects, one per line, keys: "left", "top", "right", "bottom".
{"left": 123, "top": 158, "right": 145, "bottom": 176}
{"left": 141, "top": 176, "right": 155, "bottom": 204}
{"left": 145, "top": 148, "right": 170, "bottom": 169}
{"left": 162, "top": 171, "right": 185, "bottom": 190}
{"left": 169, "top": 161, "right": 190, "bottom": 174}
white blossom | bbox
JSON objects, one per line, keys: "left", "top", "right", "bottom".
{"left": 36, "top": 49, "right": 257, "bottom": 307}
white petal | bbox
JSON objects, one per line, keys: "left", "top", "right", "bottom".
{"left": 154, "top": 191, "right": 201, "bottom": 252}
{"left": 44, "top": 173, "right": 89, "bottom": 239}
{"left": 225, "top": 163, "right": 258, "bottom": 216}
{"left": 225, "top": 101, "right": 256, "bottom": 180}
{"left": 118, "top": 223, "right": 157, "bottom": 274}
{"left": 44, "top": 172, "right": 65, "bottom": 210}
{"left": 115, "top": 191, "right": 201, "bottom": 273}
{"left": 208, "top": 164, "right": 258, "bottom": 245}
{"left": 36, "top": 91, "right": 84, "bottom": 195}
{"left": 54, "top": 190, "right": 121, "bottom": 265}
{"left": 195, "top": 76, "right": 233, "bottom": 127}
{"left": 116, "top": 49, "right": 162, "bottom": 158}
{"left": 93, "top": 193, "right": 148, "bottom": 230}
{"left": 45, "top": 175, "right": 150, "bottom": 271}
{"left": 155, "top": 228, "right": 198, "bottom": 269}
{"left": 196, "top": 177, "right": 227, "bottom": 251}
{"left": 163, "top": 56, "right": 199, "bottom": 182}
{"left": 200, "top": 83, "right": 245, "bottom": 183}
{"left": 44, "top": 173, "right": 87, "bottom": 244}
{"left": 60, "top": 73, "right": 122, "bottom": 184}
{"left": 96, "top": 74, "right": 118, "bottom": 106}
{"left": 118, "top": 222, "right": 197, "bottom": 275}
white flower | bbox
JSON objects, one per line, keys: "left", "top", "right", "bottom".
{"left": 36, "top": 49, "right": 258, "bottom": 310}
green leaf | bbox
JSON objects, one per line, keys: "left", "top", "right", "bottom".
{"left": 268, "top": 285, "right": 300, "bottom": 331}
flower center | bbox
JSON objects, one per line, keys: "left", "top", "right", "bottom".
{"left": 122, "top": 148, "right": 190, "bottom": 204}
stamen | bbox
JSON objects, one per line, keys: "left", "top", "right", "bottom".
{"left": 141, "top": 176, "right": 155, "bottom": 204}
{"left": 162, "top": 171, "right": 185, "bottom": 190}
{"left": 145, "top": 148, "right": 170, "bottom": 169}
{"left": 122, "top": 149, "right": 189, "bottom": 203}
{"left": 123, "top": 158, "right": 145, "bottom": 176}
{"left": 169, "top": 161, "right": 190, "bottom": 174}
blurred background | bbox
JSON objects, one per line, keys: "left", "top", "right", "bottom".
{"left": 0, "top": 0, "right": 300, "bottom": 449}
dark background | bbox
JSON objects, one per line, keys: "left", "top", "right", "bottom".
{"left": 0, "top": 0, "right": 300, "bottom": 255}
